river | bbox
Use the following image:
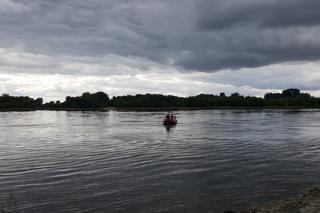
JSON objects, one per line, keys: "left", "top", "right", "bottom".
{"left": 1, "top": 110, "right": 320, "bottom": 212}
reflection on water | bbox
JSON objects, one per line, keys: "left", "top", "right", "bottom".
{"left": 164, "top": 124, "right": 176, "bottom": 133}
{"left": 1, "top": 109, "right": 320, "bottom": 212}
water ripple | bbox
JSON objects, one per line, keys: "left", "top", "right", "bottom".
{"left": 1, "top": 110, "right": 320, "bottom": 212}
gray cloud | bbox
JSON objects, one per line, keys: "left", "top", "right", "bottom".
{"left": 197, "top": 0, "right": 320, "bottom": 30}
{"left": 1, "top": 0, "right": 320, "bottom": 73}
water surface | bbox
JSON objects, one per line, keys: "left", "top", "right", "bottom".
{"left": 1, "top": 110, "right": 320, "bottom": 212}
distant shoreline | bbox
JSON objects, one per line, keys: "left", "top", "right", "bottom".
{"left": 1, "top": 106, "right": 320, "bottom": 112}
{"left": 3, "top": 89, "right": 320, "bottom": 111}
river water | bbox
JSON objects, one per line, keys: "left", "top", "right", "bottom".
{"left": 0, "top": 110, "right": 320, "bottom": 212}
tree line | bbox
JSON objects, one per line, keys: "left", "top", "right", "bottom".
{"left": 1, "top": 88, "right": 320, "bottom": 109}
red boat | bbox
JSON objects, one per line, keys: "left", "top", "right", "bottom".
{"left": 163, "top": 118, "right": 177, "bottom": 125}
{"left": 163, "top": 115, "right": 178, "bottom": 125}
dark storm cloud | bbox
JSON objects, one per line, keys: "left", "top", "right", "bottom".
{"left": 197, "top": 0, "right": 320, "bottom": 30}
{"left": 1, "top": 0, "right": 320, "bottom": 72}
{"left": 187, "top": 0, "right": 320, "bottom": 70}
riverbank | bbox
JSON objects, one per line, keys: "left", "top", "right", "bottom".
{"left": 226, "top": 186, "right": 320, "bottom": 213}
{"left": 3, "top": 89, "right": 320, "bottom": 112}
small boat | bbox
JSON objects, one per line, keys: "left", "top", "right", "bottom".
{"left": 163, "top": 118, "right": 177, "bottom": 125}
{"left": 163, "top": 115, "right": 178, "bottom": 125}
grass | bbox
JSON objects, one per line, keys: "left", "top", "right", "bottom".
{"left": 0, "top": 193, "right": 17, "bottom": 213}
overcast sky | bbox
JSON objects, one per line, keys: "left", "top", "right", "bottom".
{"left": 1, "top": 0, "right": 320, "bottom": 101}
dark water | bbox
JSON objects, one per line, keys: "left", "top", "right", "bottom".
{"left": 1, "top": 110, "right": 320, "bottom": 212}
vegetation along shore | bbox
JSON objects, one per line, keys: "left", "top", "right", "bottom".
{"left": 2, "top": 88, "right": 320, "bottom": 111}
{"left": 225, "top": 186, "right": 320, "bottom": 213}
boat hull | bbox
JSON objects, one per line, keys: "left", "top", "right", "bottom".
{"left": 163, "top": 119, "right": 177, "bottom": 125}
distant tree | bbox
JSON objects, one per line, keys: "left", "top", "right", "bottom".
{"left": 61, "top": 91, "right": 110, "bottom": 108}
{"left": 112, "top": 94, "right": 185, "bottom": 108}
{"left": 282, "top": 88, "right": 300, "bottom": 97}
{"left": 94, "top": 91, "right": 110, "bottom": 106}
{"left": 264, "top": 92, "right": 282, "bottom": 100}
{"left": 231, "top": 92, "right": 240, "bottom": 97}
{"left": 35, "top": 98, "right": 43, "bottom": 106}
{"left": 0, "top": 94, "right": 43, "bottom": 109}
{"left": 2, "top": 88, "right": 320, "bottom": 109}
{"left": 110, "top": 89, "right": 320, "bottom": 108}
{"left": 219, "top": 92, "right": 226, "bottom": 97}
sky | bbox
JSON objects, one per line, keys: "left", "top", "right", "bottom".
{"left": 1, "top": 0, "right": 320, "bottom": 101}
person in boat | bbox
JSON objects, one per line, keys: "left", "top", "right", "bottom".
{"left": 163, "top": 113, "right": 177, "bottom": 125}
{"left": 165, "top": 114, "right": 170, "bottom": 120}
